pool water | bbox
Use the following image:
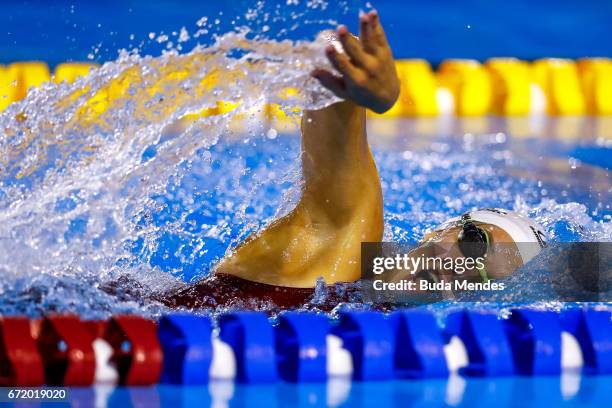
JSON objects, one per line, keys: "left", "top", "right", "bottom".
{"left": 143, "top": 116, "right": 612, "bottom": 281}
{"left": 0, "top": 1, "right": 611, "bottom": 406}
{"left": 2, "top": 0, "right": 611, "bottom": 65}
{"left": 1, "top": 115, "right": 610, "bottom": 316}
{"left": 56, "top": 374, "right": 611, "bottom": 407}
{"left": 0, "top": 0, "right": 609, "bottom": 317}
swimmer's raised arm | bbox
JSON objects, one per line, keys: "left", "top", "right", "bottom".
{"left": 159, "top": 13, "right": 400, "bottom": 308}
{"left": 208, "top": 12, "right": 398, "bottom": 288}
{"left": 312, "top": 10, "right": 400, "bottom": 113}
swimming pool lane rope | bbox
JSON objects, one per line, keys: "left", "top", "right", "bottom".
{"left": 1, "top": 307, "right": 610, "bottom": 386}
{"left": 1, "top": 58, "right": 611, "bottom": 117}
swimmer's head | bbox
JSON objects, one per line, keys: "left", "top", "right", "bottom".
{"left": 419, "top": 208, "right": 547, "bottom": 281}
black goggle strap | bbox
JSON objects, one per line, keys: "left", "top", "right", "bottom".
{"left": 478, "top": 264, "right": 490, "bottom": 283}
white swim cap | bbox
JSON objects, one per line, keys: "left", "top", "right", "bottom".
{"left": 437, "top": 208, "right": 547, "bottom": 264}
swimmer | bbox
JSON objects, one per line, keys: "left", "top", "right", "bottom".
{"left": 161, "top": 12, "right": 547, "bottom": 309}
{"left": 380, "top": 208, "right": 547, "bottom": 302}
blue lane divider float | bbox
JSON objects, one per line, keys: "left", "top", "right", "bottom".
{"left": 561, "top": 308, "right": 612, "bottom": 374}
{"left": 158, "top": 314, "right": 213, "bottom": 384}
{"left": 1, "top": 306, "right": 611, "bottom": 386}
{"left": 444, "top": 310, "right": 514, "bottom": 376}
{"left": 391, "top": 310, "right": 448, "bottom": 378}
{"left": 275, "top": 312, "right": 329, "bottom": 382}
{"left": 505, "top": 309, "right": 562, "bottom": 375}
{"left": 219, "top": 312, "right": 278, "bottom": 383}
{"left": 331, "top": 311, "right": 395, "bottom": 381}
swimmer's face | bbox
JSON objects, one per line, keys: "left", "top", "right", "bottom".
{"left": 415, "top": 222, "right": 523, "bottom": 282}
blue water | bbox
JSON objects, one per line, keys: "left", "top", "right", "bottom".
{"left": 1, "top": 1, "right": 611, "bottom": 407}
{"left": 141, "top": 117, "right": 611, "bottom": 283}
{"left": 1, "top": 115, "right": 610, "bottom": 316}
{"left": 1, "top": 0, "right": 611, "bottom": 66}
{"left": 35, "top": 374, "right": 611, "bottom": 407}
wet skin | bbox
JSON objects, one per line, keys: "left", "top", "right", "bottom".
{"left": 387, "top": 223, "right": 525, "bottom": 297}
{"left": 182, "top": 13, "right": 523, "bottom": 295}
{"left": 214, "top": 11, "right": 399, "bottom": 288}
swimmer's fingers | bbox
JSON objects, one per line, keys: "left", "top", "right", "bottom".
{"left": 312, "top": 69, "right": 348, "bottom": 98}
{"left": 325, "top": 45, "right": 363, "bottom": 82}
{"left": 369, "top": 11, "right": 390, "bottom": 49}
{"left": 359, "top": 11, "right": 377, "bottom": 53}
{"left": 337, "top": 25, "right": 373, "bottom": 69}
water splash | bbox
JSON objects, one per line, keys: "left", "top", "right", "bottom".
{"left": 0, "top": 26, "right": 343, "bottom": 316}
{"left": 0, "top": 4, "right": 610, "bottom": 317}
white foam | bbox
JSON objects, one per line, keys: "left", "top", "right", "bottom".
{"left": 0, "top": 29, "right": 340, "bottom": 316}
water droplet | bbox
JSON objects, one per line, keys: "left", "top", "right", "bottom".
{"left": 266, "top": 128, "right": 278, "bottom": 139}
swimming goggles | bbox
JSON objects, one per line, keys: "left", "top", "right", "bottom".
{"left": 457, "top": 214, "right": 491, "bottom": 283}
{"left": 416, "top": 214, "right": 492, "bottom": 285}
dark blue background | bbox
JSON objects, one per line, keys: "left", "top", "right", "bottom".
{"left": 1, "top": 0, "right": 611, "bottom": 67}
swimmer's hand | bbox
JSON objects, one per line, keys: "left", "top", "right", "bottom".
{"left": 312, "top": 11, "right": 400, "bottom": 114}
